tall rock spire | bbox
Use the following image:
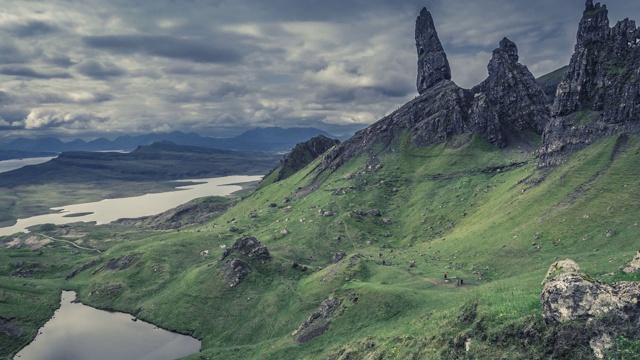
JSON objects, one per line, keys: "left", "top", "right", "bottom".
{"left": 470, "top": 38, "right": 550, "bottom": 147}
{"left": 415, "top": 7, "right": 451, "bottom": 95}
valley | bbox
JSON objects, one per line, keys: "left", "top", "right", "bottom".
{"left": 1, "top": 1, "right": 640, "bottom": 359}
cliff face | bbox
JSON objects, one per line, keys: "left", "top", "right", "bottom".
{"left": 540, "top": 0, "right": 640, "bottom": 166}
{"left": 270, "top": 135, "right": 340, "bottom": 182}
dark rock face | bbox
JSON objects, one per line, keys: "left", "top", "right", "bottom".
{"left": 416, "top": 7, "right": 451, "bottom": 94}
{"left": 269, "top": 135, "right": 339, "bottom": 183}
{"left": 470, "top": 38, "right": 550, "bottom": 147}
{"left": 540, "top": 1, "right": 640, "bottom": 166}
{"left": 219, "top": 236, "right": 270, "bottom": 261}
{"left": 321, "top": 80, "right": 471, "bottom": 172}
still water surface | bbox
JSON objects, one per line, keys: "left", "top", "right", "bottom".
{"left": 0, "top": 175, "right": 263, "bottom": 236}
{"left": 0, "top": 157, "right": 56, "bottom": 173}
{"left": 14, "top": 291, "right": 201, "bottom": 360}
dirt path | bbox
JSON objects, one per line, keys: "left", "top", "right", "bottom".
{"left": 40, "top": 234, "right": 101, "bottom": 253}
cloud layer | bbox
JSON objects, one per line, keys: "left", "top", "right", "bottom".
{"left": 0, "top": 0, "right": 638, "bottom": 139}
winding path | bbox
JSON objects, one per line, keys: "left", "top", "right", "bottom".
{"left": 40, "top": 234, "right": 101, "bottom": 253}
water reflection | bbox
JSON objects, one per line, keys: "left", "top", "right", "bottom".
{"left": 15, "top": 291, "right": 201, "bottom": 360}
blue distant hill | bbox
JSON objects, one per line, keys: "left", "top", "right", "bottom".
{"left": 0, "top": 127, "right": 338, "bottom": 155}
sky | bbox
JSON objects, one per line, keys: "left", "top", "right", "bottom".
{"left": 0, "top": 0, "right": 639, "bottom": 140}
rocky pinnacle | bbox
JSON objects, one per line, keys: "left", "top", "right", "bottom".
{"left": 415, "top": 7, "right": 451, "bottom": 95}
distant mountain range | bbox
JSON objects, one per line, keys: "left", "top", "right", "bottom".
{"left": 0, "top": 127, "right": 338, "bottom": 158}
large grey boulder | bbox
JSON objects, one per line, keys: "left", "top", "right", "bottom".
{"left": 541, "top": 271, "right": 639, "bottom": 323}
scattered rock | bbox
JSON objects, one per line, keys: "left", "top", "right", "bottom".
{"left": 369, "top": 209, "right": 382, "bottom": 217}
{"left": 332, "top": 252, "right": 347, "bottom": 263}
{"left": 66, "top": 258, "right": 102, "bottom": 280}
{"left": 248, "top": 211, "right": 257, "bottom": 219}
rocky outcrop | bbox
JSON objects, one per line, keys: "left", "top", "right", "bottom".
{"left": 292, "top": 297, "right": 342, "bottom": 343}
{"left": 318, "top": 8, "right": 549, "bottom": 175}
{"left": 221, "top": 258, "right": 252, "bottom": 287}
{"left": 219, "top": 236, "right": 270, "bottom": 261}
{"left": 416, "top": 7, "right": 451, "bottom": 94}
{"left": 269, "top": 135, "right": 339, "bottom": 183}
{"left": 622, "top": 251, "right": 640, "bottom": 274}
{"left": 470, "top": 38, "right": 550, "bottom": 147}
{"left": 540, "top": 1, "right": 640, "bottom": 166}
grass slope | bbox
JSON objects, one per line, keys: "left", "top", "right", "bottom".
{"left": 1, "top": 133, "right": 639, "bottom": 359}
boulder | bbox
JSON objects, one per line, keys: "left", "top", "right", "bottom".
{"left": 622, "top": 251, "right": 640, "bottom": 274}
{"left": 541, "top": 259, "right": 640, "bottom": 325}
{"left": 541, "top": 259, "right": 581, "bottom": 285}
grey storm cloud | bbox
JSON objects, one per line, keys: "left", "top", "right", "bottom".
{"left": 0, "top": 42, "right": 29, "bottom": 64}
{"left": 82, "top": 34, "right": 247, "bottom": 64}
{"left": 0, "top": 65, "right": 71, "bottom": 79}
{"left": 75, "top": 59, "right": 127, "bottom": 79}
{"left": 10, "top": 21, "right": 59, "bottom": 37}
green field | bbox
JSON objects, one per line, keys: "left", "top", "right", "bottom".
{"left": 1, "top": 133, "right": 639, "bottom": 359}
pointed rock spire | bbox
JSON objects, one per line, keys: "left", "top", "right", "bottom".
{"left": 415, "top": 7, "right": 451, "bottom": 95}
{"left": 577, "top": 1, "right": 609, "bottom": 46}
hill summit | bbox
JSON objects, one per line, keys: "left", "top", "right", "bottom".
{"left": 322, "top": 1, "right": 640, "bottom": 174}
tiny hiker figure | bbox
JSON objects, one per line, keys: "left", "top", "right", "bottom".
{"left": 444, "top": 272, "right": 447, "bottom": 279}
{"left": 460, "top": 279, "right": 464, "bottom": 286}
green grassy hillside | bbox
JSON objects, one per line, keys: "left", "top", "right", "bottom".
{"left": 1, "top": 133, "right": 639, "bottom": 359}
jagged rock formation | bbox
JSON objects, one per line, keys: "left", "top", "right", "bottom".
{"left": 540, "top": 260, "right": 640, "bottom": 358}
{"left": 416, "top": 7, "right": 451, "bottom": 94}
{"left": 539, "top": 0, "right": 640, "bottom": 166}
{"left": 268, "top": 135, "right": 339, "bottom": 183}
{"left": 470, "top": 38, "right": 550, "bottom": 147}
{"left": 320, "top": 7, "right": 548, "bottom": 173}
{"left": 219, "top": 236, "right": 270, "bottom": 261}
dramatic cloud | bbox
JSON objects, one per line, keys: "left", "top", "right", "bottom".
{"left": 0, "top": 0, "right": 639, "bottom": 140}
{"left": 75, "top": 59, "right": 127, "bottom": 79}
{"left": 9, "top": 21, "right": 59, "bottom": 38}
{"left": 0, "top": 65, "right": 71, "bottom": 79}
{"left": 82, "top": 35, "right": 248, "bottom": 64}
